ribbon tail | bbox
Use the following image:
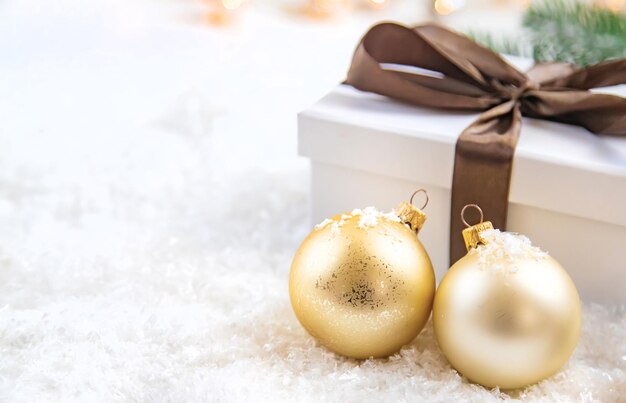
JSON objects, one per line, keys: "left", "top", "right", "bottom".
{"left": 450, "top": 101, "right": 522, "bottom": 264}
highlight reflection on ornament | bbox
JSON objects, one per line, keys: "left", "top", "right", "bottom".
{"left": 289, "top": 190, "right": 436, "bottom": 359}
{"left": 433, "top": 204, "right": 581, "bottom": 390}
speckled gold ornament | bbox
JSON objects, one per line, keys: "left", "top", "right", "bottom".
{"left": 289, "top": 190, "right": 436, "bottom": 359}
{"left": 433, "top": 205, "right": 582, "bottom": 390}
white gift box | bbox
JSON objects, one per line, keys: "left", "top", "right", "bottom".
{"left": 298, "top": 57, "right": 626, "bottom": 304}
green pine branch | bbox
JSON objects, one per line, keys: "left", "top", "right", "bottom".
{"left": 468, "top": 0, "right": 626, "bottom": 66}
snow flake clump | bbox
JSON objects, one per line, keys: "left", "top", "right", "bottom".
{"left": 471, "top": 229, "right": 548, "bottom": 274}
{"left": 314, "top": 207, "right": 400, "bottom": 235}
{"left": 315, "top": 218, "right": 334, "bottom": 230}
{"left": 351, "top": 206, "right": 400, "bottom": 229}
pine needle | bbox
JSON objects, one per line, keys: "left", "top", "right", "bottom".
{"left": 468, "top": 0, "right": 626, "bottom": 66}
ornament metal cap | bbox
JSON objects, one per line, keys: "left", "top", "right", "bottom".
{"left": 396, "top": 189, "right": 428, "bottom": 233}
{"left": 461, "top": 204, "right": 494, "bottom": 251}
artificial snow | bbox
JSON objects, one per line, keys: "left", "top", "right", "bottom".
{"left": 314, "top": 207, "right": 402, "bottom": 235}
{"left": 315, "top": 218, "right": 334, "bottom": 230}
{"left": 471, "top": 229, "right": 549, "bottom": 274}
{"left": 1, "top": 148, "right": 623, "bottom": 402}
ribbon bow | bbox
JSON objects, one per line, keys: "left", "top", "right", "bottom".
{"left": 345, "top": 23, "right": 626, "bottom": 264}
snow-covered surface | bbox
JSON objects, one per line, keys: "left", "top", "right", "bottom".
{"left": 0, "top": 1, "right": 624, "bottom": 401}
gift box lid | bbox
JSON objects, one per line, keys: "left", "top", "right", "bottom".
{"left": 298, "top": 56, "right": 626, "bottom": 227}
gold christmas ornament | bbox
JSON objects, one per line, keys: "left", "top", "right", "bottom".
{"left": 433, "top": 205, "right": 582, "bottom": 390}
{"left": 289, "top": 190, "right": 436, "bottom": 359}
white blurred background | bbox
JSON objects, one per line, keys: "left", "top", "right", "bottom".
{"left": 0, "top": 0, "right": 532, "bottom": 179}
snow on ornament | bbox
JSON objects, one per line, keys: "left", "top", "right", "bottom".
{"left": 433, "top": 204, "right": 582, "bottom": 390}
{"left": 289, "top": 190, "right": 436, "bottom": 359}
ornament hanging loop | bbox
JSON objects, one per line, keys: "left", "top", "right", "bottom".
{"left": 460, "top": 204, "right": 494, "bottom": 252}
{"left": 461, "top": 204, "right": 484, "bottom": 228}
{"left": 396, "top": 189, "right": 429, "bottom": 234}
{"left": 410, "top": 189, "right": 429, "bottom": 210}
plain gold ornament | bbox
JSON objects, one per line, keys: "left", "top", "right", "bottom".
{"left": 289, "top": 190, "right": 436, "bottom": 359}
{"left": 433, "top": 205, "right": 582, "bottom": 390}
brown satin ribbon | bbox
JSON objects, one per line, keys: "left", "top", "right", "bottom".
{"left": 344, "top": 23, "right": 626, "bottom": 265}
